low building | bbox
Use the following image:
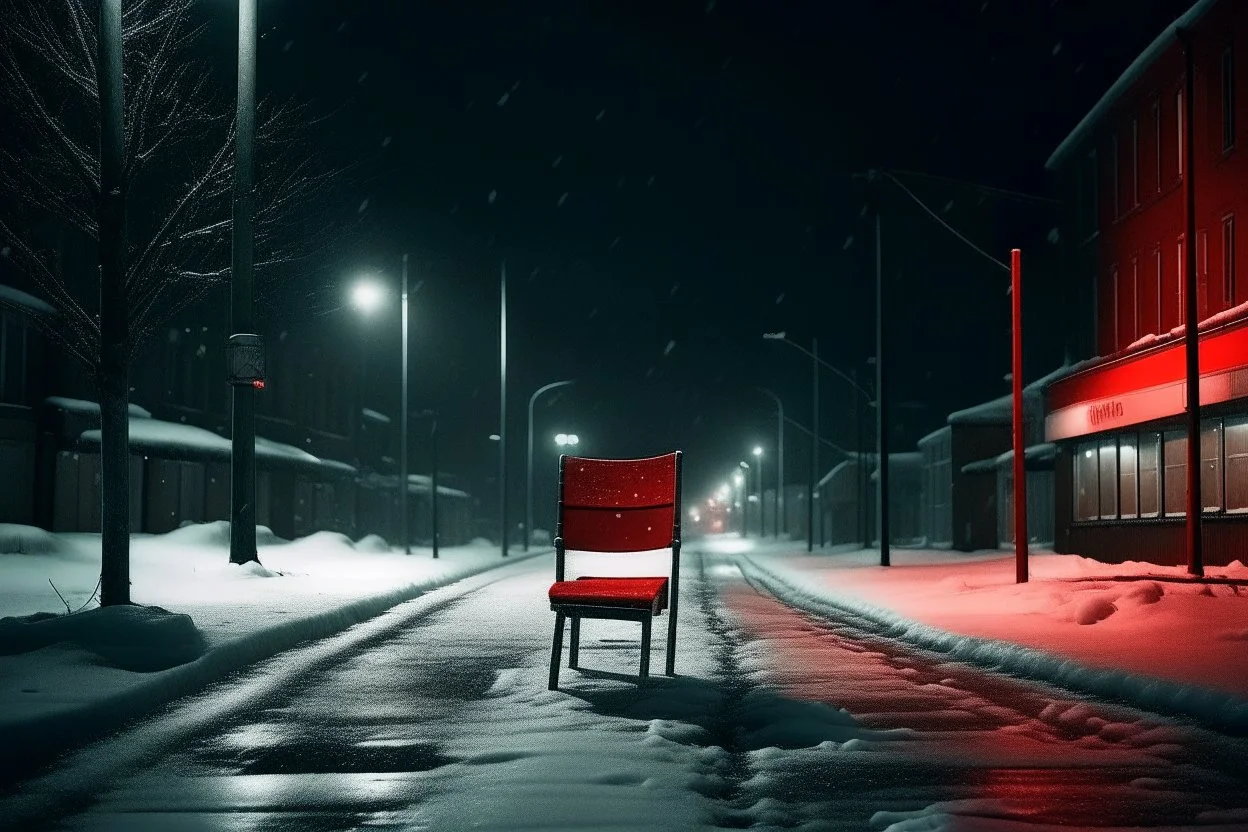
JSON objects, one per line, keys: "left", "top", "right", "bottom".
{"left": 1044, "top": 0, "right": 1247, "bottom": 565}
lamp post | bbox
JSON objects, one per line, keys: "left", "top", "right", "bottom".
{"left": 752, "top": 445, "right": 764, "bottom": 537}
{"left": 754, "top": 388, "right": 785, "bottom": 538}
{"left": 526, "top": 380, "right": 575, "bottom": 552}
{"left": 500, "top": 263, "right": 507, "bottom": 557}
{"left": 764, "top": 332, "right": 875, "bottom": 553}
{"left": 350, "top": 255, "right": 412, "bottom": 554}
{"left": 228, "top": 0, "right": 260, "bottom": 566}
{"left": 733, "top": 470, "right": 745, "bottom": 537}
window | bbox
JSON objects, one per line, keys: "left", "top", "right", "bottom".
{"left": 1130, "top": 256, "right": 1139, "bottom": 343}
{"left": 1099, "top": 438, "right": 1118, "bottom": 519}
{"left": 1079, "top": 150, "right": 1099, "bottom": 236}
{"left": 1152, "top": 98, "right": 1162, "bottom": 192}
{"left": 1198, "top": 228, "right": 1209, "bottom": 317}
{"left": 1139, "top": 431, "right": 1162, "bottom": 517}
{"left": 1202, "top": 419, "right": 1223, "bottom": 512}
{"left": 1131, "top": 117, "right": 1140, "bottom": 207}
{"left": 1119, "top": 434, "right": 1139, "bottom": 519}
{"left": 0, "top": 311, "right": 30, "bottom": 405}
{"left": 1223, "top": 47, "right": 1236, "bottom": 152}
{"left": 1226, "top": 416, "right": 1248, "bottom": 512}
{"left": 1156, "top": 246, "right": 1164, "bottom": 333}
{"left": 1225, "top": 214, "right": 1237, "bottom": 306}
{"left": 1075, "top": 442, "right": 1099, "bottom": 520}
{"left": 1178, "top": 235, "right": 1187, "bottom": 324}
{"left": 1177, "top": 87, "right": 1185, "bottom": 177}
{"left": 1164, "top": 430, "right": 1186, "bottom": 516}
{"left": 1109, "top": 264, "right": 1120, "bottom": 348}
{"left": 1111, "top": 133, "right": 1120, "bottom": 218}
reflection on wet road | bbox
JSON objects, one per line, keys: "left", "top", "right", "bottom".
{"left": 713, "top": 557, "right": 1248, "bottom": 829}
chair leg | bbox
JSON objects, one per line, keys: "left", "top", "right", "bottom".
{"left": 548, "top": 611, "right": 566, "bottom": 690}
{"left": 639, "top": 614, "right": 652, "bottom": 680}
{"left": 569, "top": 616, "right": 580, "bottom": 669}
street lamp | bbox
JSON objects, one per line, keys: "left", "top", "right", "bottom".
{"left": 350, "top": 254, "right": 412, "bottom": 554}
{"left": 754, "top": 387, "right": 785, "bottom": 539}
{"left": 228, "top": 0, "right": 260, "bottom": 567}
{"left": 764, "top": 332, "right": 876, "bottom": 554}
{"left": 555, "top": 433, "right": 580, "bottom": 447}
{"left": 526, "top": 380, "right": 575, "bottom": 552}
{"left": 736, "top": 463, "right": 749, "bottom": 537}
{"left": 752, "top": 445, "right": 764, "bottom": 537}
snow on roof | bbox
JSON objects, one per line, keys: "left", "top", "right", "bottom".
{"left": 917, "top": 425, "right": 951, "bottom": 448}
{"left": 869, "top": 451, "right": 922, "bottom": 481}
{"left": 361, "top": 408, "right": 391, "bottom": 424}
{"left": 1045, "top": 0, "right": 1218, "bottom": 170}
{"left": 0, "top": 284, "right": 57, "bottom": 316}
{"left": 75, "top": 414, "right": 356, "bottom": 476}
{"left": 962, "top": 442, "right": 1059, "bottom": 475}
{"left": 947, "top": 365, "right": 1075, "bottom": 426}
{"left": 45, "top": 396, "right": 152, "bottom": 419}
{"left": 406, "top": 474, "right": 469, "bottom": 499}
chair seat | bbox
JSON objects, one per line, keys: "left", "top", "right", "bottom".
{"left": 548, "top": 576, "right": 669, "bottom": 613}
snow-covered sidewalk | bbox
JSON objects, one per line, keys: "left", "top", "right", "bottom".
{"left": 730, "top": 537, "right": 1248, "bottom": 732}
{"left": 0, "top": 521, "right": 543, "bottom": 782}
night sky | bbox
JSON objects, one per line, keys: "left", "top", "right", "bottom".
{"left": 202, "top": 0, "right": 1196, "bottom": 514}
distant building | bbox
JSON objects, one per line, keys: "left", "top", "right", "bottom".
{"left": 1044, "top": 0, "right": 1247, "bottom": 565}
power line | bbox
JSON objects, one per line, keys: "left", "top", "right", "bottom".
{"left": 877, "top": 170, "right": 1012, "bottom": 274}
{"left": 888, "top": 168, "right": 1059, "bottom": 206}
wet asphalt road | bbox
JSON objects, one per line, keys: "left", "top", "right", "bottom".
{"left": 5, "top": 548, "right": 1248, "bottom": 831}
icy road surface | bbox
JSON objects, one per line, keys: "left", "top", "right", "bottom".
{"left": 5, "top": 549, "right": 1248, "bottom": 831}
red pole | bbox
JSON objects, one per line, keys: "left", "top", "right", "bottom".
{"left": 1012, "top": 248, "right": 1028, "bottom": 583}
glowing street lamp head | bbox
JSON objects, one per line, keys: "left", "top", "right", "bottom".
{"left": 350, "top": 279, "right": 385, "bottom": 314}
{"left": 555, "top": 433, "right": 579, "bottom": 447}
{"left": 733, "top": 472, "right": 744, "bottom": 486}
{"left": 753, "top": 445, "right": 763, "bottom": 457}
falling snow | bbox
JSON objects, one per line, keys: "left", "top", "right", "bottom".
{"left": 595, "top": 109, "right": 606, "bottom": 121}
{"left": 497, "top": 92, "right": 510, "bottom": 107}
{"left": 557, "top": 193, "right": 568, "bottom": 207}
{"left": 775, "top": 293, "right": 785, "bottom": 304}
{"left": 1048, "top": 227, "right": 1061, "bottom": 244}
{"left": 0, "top": 247, "right": 10, "bottom": 257}
{"left": 357, "top": 72, "right": 368, "bottom": 83}
{"left": 1053, "top": 42, "right": 1063, "bottom": 56}
{"left": 943, "top": 200, "right": 954, "bottom": 213}
{"left": 663, "top": 340, "right": 676, "bottom": 356}
{"left": 670, "top": 284, "right": 680, "bottom": 297}
{"left": 609, "top": 237, "right": 620, "bottom": 249}
{"left": 552, "top": 155, "right": 563, "bottom": 168}
{"left": 357, "top": 199, "right": 369, "bottom": 213}
{"left": 488, "top": 190, "right": 497, "bottom": 204}
{"left": 283, "top": 40, "right": 293, "bottom": 52}
{"left": 842, "top": 235, "right": 854, "bottom": 250}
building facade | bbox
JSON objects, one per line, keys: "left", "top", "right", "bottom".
{"left": 1045, "top": 0, "right": 1247, "bottom": 565}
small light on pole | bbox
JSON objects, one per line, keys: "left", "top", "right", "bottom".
{"left": 752, "top": 445, "right": 764, "bottom": 537}
{"left": 350, "top": 280, "right": 385, "bottom": 314}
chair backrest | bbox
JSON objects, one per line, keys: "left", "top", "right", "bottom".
{"left": 557, "top": 452, "right": 682, "bottom": 554}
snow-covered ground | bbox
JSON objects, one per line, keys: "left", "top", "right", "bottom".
{"left": 0, "top": 521, "right": 542, "bottom": 781}
{"left": 5, "top": 528, "right": 1248, "bottom": 830}
{"left": 734, "top": 538, "right": 1248, "bottom": 732}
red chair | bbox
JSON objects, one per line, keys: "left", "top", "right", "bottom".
{"left": 547, "top": 452, "right": 683, "bottom": 689}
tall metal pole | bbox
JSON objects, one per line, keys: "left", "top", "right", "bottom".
{"left": 808, "top": 338, "right": 818, "bottom": 552}
{"left": 500, "top": 262, "right": 508, "bottom": 557}
{"left": 855, "top": 367, "right": 868, "bottom": 548}
{"left": 400, "top": 253, "right": 410, "bottom": 554}
{"left": 757, "top": 452, "right": 765, "bottom": 537}
{"left": 754, "top": 388, "right": 785, "bottom": 539}
{"left": 876, "top": 206, "right": 890, "bottom": 567}
{"left": 1011, "top": 249, "right": 1028, "bottom": 583}
{"left": 430, "top": 416, "right": 439, "bottom": 559}
{"left": 527, "top": 380, "right": 575, "bottom": 551}
{"left": 97, "top": 0, "right": 130, "bottom": 604}
{"left": 229, "top": 0, "right": 259, "bottom": 565}
{"left": 1179, "top": 29, "right": 1203, "bottom": 576}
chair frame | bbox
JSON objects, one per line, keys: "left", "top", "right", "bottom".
{"left": 548, "top": 452, "right": 682, "bottom": 690}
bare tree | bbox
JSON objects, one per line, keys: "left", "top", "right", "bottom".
{"left": 0, "top": 0, "right": 337, "bottom": 605}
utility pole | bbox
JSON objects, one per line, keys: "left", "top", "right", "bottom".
{"left": 1012, "top": 248, "right": 1028, "bottom": 583}
{"left": 229, "top": 0, "right": 259, "bottom": 566}
{"left": 500, "top": 262, "right": 508, "bottom": 557}
{"left": 1179, "top": 28, "right": 1203, "bottom": 576}
{"left": 97, "top": 0, "right": 129, "bottom": 604}
{"left": 400, "top": 253, "right": 410, "bottom": 554}
{"left": 430, "top": 415, "right": 439, "bottom": 559}
{"left": 876, "top": 200, "right": 890, "bottom": 567}
{"left": 809, "top": 337, "right": 819, "bottom": 552}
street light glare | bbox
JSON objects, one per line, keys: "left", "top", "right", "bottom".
{"left": 753, "top": 446, "right": 763, "bottom": 457}
{"left": 733, "top": 472, "right": 744, "bottom": 485}
{"left": 350, "top": 280, "right": 385, "bottom": 314}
